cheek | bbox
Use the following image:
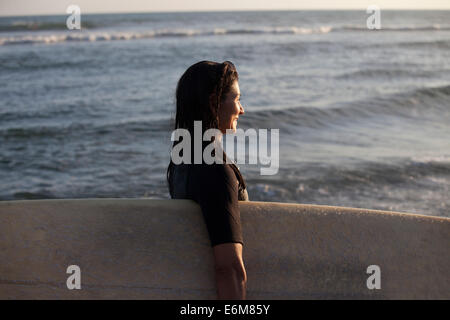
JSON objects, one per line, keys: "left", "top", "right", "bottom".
{"left": 220, "top": 101, "right": 235, "bottom": 119}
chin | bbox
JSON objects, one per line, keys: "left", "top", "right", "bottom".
{"left": 223, "top": 120, "right": 238, "bottom": 134}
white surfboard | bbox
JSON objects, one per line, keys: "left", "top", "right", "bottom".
{"left": 0, "top": 199, "right": 448, "bottom": 299}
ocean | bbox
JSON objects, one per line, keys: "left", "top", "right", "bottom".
{"left": 0, "top": 10, "right": 449, "bottom": 217}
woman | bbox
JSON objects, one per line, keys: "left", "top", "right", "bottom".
{"left": 167, "top": 60, "right": 248, "bottom": 300}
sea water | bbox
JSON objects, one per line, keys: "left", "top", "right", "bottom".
{"left": 0, "top": 10, "right": 449, "bottom": 216}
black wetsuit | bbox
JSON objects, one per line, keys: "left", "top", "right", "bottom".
{"left": 170, "top": 162, "right": 249, "bottom": 247}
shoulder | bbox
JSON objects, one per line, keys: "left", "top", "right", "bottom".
{"left": 192, "top": 163, "right": 236, "bottom": 179}
{"left": 190, "top": 164, "right": 239, "bottom": 193}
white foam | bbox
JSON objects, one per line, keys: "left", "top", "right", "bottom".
{"left": 0, "top": 26, "right": 334, "bottom": 46}
{"left": 411, "top": 155, "right": 450, "bottom": 163}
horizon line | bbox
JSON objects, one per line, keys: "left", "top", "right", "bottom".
{"left": 1, "top": 7, "right": 450, "bottom": 18}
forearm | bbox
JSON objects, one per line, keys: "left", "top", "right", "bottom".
{"left": 215, "top": 267, "right": 247, "bottom": 300}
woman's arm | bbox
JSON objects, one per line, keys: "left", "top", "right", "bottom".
{"left": 190, "top": 164, "right": 246, "bottom": 299}
{"left": 213, "top": 242, "right": 247, "bottom": 300}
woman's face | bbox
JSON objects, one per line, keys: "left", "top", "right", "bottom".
{"left": 218, "top": 80, "right": 245, "bottom": 134}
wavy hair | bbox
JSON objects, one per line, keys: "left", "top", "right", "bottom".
{"left": 174, "top": 60, "right": 238, "bottom": 133}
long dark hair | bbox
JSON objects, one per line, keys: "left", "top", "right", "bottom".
{"left": 174, "top": 60, "right": 238, "bottom": 133}
{"left": 167, "top": 60, "right": 245, "bottom": 197}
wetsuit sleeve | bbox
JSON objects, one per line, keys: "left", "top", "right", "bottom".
{"left": 191, "top": 164, "right": 244, "bottom": 247}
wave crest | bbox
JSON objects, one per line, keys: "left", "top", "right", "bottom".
{"left": 0, "top": 26, "right": 333, "bottom": 46}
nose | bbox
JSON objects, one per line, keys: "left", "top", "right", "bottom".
{"left": 239, "top": 102, "right": 245, "bottom": 115}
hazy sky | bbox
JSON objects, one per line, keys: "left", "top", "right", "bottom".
{"left": 1, "top": 0, "right": 450, "bottom": 16}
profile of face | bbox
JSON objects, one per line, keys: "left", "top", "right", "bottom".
{"left": 217, "top": 80, "right": 245, "bottom": 134}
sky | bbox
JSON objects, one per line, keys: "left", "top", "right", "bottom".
{"left": 1, "top": 0, "right": 450, "bottom": 16}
